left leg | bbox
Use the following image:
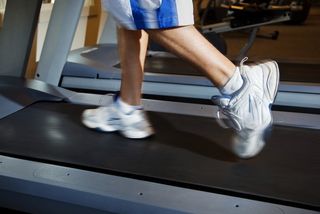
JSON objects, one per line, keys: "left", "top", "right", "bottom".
{"left": 82, "top": 28, "right": 154, "bottom": 139}
{"left": 117, "top": 28, "right": 149, "bottom": 106}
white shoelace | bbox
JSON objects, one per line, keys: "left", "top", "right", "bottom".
{"left": 213, "top": 96, "right": 243, "bottom": 131}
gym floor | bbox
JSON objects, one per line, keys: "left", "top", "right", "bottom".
{"left": 225, "top": 6, "right": 320, "bottom": 64}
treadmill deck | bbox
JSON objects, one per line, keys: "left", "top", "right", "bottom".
{"left": 0, "top": 102, "right": 319, "bottom": 209}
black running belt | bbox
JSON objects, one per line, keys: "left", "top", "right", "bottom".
{"left": 0, "top": 102, "right": 319, "bottom": 210}
{"left": 144, "top": 57, "right": 320, "bottom": 83}
{"left": 73, "top": 45, "right": 320, "bottom": 83}
{"left": 112, "top": 57, "right": 199, "bottom": 77}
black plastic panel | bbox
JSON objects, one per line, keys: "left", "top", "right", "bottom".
{"left": 0, "top": 76, "right": 65, "bottom": 119}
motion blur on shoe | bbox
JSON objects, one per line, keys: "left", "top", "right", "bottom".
{"left": 82, "top": 95, "right": 154, "bottom": 139}
{"left": 213, "top": 58, "right": 279, "bottom": 159}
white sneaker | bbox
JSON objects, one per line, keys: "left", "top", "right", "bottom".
{"left": 212, "top": 57, "right": 279, "bottom": 158}
{"left": 82, "top": 99, "right": 154, "bottom": 139}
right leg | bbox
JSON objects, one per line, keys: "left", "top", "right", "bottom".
{"left": 146, "top": 26, "right": 279, "bottom": 158}
{"left": 146, "top": 26, "right": 236, "bottom": 88}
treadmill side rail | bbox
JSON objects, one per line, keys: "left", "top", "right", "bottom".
{"left": 0, "top": 155, "right": 318, "bottom": 214}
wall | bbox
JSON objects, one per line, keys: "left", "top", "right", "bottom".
{"left": 0, "top": 0, "right": 6, "bottom": 27}
{"left": 0, "top": 0, "right": 6, "bottom": 10}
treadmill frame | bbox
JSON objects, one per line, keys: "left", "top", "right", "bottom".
{"left": 0, "top": 155, "right": 318, "bottom": 214}
{"left": 0, "top": 1, "right": 319, "bottom": 213}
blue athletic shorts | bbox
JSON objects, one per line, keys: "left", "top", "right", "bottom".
{"left": 101, "top": 0, "right": 194, "bottom": 30}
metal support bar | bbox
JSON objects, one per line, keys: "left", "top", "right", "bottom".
{"left": 235, "top": 27, "right": 259, "bottom": 64}
{"left": 201, "top": 14, "right": 290, "bottom": 34}
{"left": 0, "top": 0, "right": 42, "bottom": 77}
{"left": 35, "top": 0, "right": 85, "bottom": 86}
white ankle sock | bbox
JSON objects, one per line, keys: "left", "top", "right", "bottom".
{"left": 116, "top": 97, "right": 142, "bottom": 114}
{"left": 220, "top": 67, "right": 243, "bottom": 96}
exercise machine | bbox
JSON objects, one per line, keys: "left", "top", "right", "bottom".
{"left": 0, "top": 1, "right": 319, "bottom": 213}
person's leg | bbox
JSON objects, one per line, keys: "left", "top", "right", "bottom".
{"left": 82, "top": 27, "right": 154, "bottom": 139}
{"left": 117, "top": 28, "right": 148, "bottom": 106}
{"left": 87, "top": 0, "right": 279, "bottom": 158}
{"left": 146, "top": 26, "right": 237, "bottom": 89}
{"left": 147, "top": 25, "right": 279, "bottom": 158}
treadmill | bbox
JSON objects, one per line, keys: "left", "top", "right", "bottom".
{"left": 1, "top": 1, "right": 319, "bottom": 213}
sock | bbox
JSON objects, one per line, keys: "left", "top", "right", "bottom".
{"left": 220, "top": 67, "right": 243, "bottom": 96}
{"left": 116, "top": 97, "right": 142, "bottom": 114}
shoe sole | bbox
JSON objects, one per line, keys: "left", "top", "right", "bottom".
{"left": 235, "top": 124, "right": 277, "bottom": 159}
{"left": 262, "top": 60, "right": 280, "bottom": 105}
{"left": 82, "top": 118, "right": 119, "bottom": 132}
{"left": 82, "top": 117, "right": 154, "bottom": 139}
{"left": 261, "top": 60, "right": 280, "bottom": 129}
{"left": 120, "top": 129, "right": 155, "bottom": 139}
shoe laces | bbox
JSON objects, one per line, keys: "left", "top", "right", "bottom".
{"left": 212, "top": 95, "right": 243, "bottom": 131}
{"left": 239, "top": 57, "right": 248, "bottom": 74}
{"left": 212, "top": 57, "right": 249, "bottom": 131}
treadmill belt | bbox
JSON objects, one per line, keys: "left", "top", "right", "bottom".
{"left": 0, "top": 102, "right": 319, "bottom": 209}
{"left": 144, "top": 57, "right": 320, "bottom": 83}
{"left": 113, "top": 57, "right": 199, "bottom": 76}
{"left": 145, "top": 57, "right": 199, "bottom": 76}
{"left": 70, "top": 45, "right": 320, "bottom": 83}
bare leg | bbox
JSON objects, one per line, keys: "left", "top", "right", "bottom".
{"left": 146, "top": 26, "right": 236, "bottom": 87}
{"left": 117, "top": 28, "right": 148, "bottom": 105}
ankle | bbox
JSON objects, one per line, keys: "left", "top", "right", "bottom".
{"left": 116, "top": 96, "right": 143, "bottom": 114}
{"left": 220, "top": 67, "right": 243, "bottom": 96}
